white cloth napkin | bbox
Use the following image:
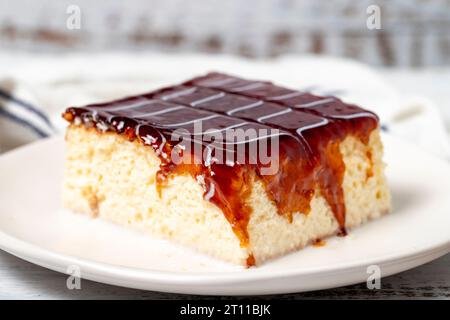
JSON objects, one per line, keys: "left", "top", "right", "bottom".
{"left": 0, "top": 53, "right": 449, "bottom": 159}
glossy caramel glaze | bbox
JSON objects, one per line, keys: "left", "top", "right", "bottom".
{"left": 63, "top": 72, "right": 378, "bottom": 263}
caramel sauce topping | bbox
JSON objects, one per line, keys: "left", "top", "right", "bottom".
{"left": 313, "top": 239, "right": 327, "bottom": 247}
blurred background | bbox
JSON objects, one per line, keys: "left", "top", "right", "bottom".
{"left": 0, "top": 0, "right": 450, "bottom": 155}
{"left": 1, "top": 0, "right": 449, "bottom": 66}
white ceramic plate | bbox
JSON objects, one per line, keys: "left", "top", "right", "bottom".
{"left": 0, "top": 134, "right": 449, "bottom": 295}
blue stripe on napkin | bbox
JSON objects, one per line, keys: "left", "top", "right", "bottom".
{"left": 0, "top": 88, "right": 54, "bottom": 131}
{"left": 0, "top": 107, "right": 50, "bottom": 138}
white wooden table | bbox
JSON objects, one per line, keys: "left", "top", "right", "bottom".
{"left": 0, "top": 250, "right": 448, "bottom": 299}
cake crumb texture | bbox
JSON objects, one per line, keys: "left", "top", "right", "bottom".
{"left": 63, "top": 125, "right": 390, "bottom": 265}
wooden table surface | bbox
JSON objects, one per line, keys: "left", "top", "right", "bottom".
{"left": 0, "top": 250, "right": 448, "bottom": 299}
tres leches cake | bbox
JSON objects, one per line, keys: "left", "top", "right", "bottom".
{"left": 62, "top": 72, "right": 391, "bottom": 266}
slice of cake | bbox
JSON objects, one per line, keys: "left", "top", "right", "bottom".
{"left": 62, "top": 72, "right": 391, "bottom": 266}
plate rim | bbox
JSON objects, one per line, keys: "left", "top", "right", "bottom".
{"left": 0, "top": 229, "right": 448, "bottom": 293}
{"left": 1, "top": 226, "right": 449, "bottom": 279}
